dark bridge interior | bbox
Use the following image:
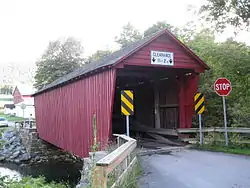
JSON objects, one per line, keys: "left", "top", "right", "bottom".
{"left": 112, "top": 65, "right": 193, "bottom": 135}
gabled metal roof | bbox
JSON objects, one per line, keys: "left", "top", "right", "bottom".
{"left": 34, "top": 29, "right": 209, "bottom": 96}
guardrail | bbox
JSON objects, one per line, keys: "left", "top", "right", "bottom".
{"left": 15, "top": 120, "right": 36, "bottom": 128}
{"left": 178, "top": 127, "right": 250, "bottom": 133}
{"left": 178, "top": 127, "right": 250, "bottom": 144}
{"left": 92, "top": 134, "right": 137, "bottom": 188}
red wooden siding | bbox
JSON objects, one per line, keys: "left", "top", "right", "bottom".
{"left": 123, "top": 34, "right": 203, "bottom": 71}
{"left": 184, "top": 75, "right": 199, "bottom": 128}
{"left": 178, "top": 76, "right": 186, "bottom": 128}
{"left": 34, "top": 69, "right": 116, "bottom": 157}
{"left": 13, "top": 87, "right": 24, "bottom": 104}
{"left": 177, "top": 74, "right": 199, "bottom": 128}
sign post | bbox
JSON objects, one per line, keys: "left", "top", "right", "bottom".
{"left": 194, "top": 92, "right": 205, "bottom": 145}
{"left": 126, "top": 115, "right": 129, "bottom": 137}
{"left": 214, "top": 77, "right": 232, "bottom": 146}
{"left": 198, "top": 114, "right": 202, "bottom": 144}
{"left": 20, "top": 103, "right": 26, "bottom": 127}
{"left": 222, "top": 96, "right": 228, "bottom": 146}
{"left": 121, "top": 90, "right": 134, "bottom": 137}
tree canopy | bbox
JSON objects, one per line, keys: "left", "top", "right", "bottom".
{"left": 115, "top": 21, "right": 178, "bottom": 48}
{"left": 143, "top": 21, "right": 179, "bottom": 37}
{"left": 200, "top": 0, "right": 250, "bottom": 30}
{"left": 0, "top": 85, "right": 13, "bottom": 95}
{"left": 87, "top": 50, "right": 112, "bottom": 63}
{"left": 115, "top": 23, "right": 143, "bottom": 48}
{"left": 185, "top": 29, "right": 250, "bottom": 127}
{"left": 34, "top": 37, "right": 84, "bottom": 90}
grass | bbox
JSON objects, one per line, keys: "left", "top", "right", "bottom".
{"left": 0, "top": 176, "right": 69, "bottom": 188}
{"left": 194, "top": 144, "right": 250, "bottom": 156}
{"left": 108, "top": 160, "right": 141, "bottom": 188}
{"left": 0, "top": 113, "right": 25, "bottom": 122}
{"left": 119, "top": 161, "right": 141, "bottom": 188}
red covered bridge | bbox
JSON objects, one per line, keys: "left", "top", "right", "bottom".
{"left": 33, "top": 29, "right": 209, "bottom": 157}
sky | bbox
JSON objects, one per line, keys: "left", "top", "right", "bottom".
{"left": 0, "top": 0, "right": 249, "bottom": 67}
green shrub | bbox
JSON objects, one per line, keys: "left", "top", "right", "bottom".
{"left": 0, "top": 176, "right": 69, "bottom": 188}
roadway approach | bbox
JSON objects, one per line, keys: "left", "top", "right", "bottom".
{"left": 138, "top": 149, "right": 250, "bottom": 188}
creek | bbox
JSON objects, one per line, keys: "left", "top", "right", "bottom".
{"left": 0, "top": 160, "right": 82, "bottom": 187}
{"left": 0, "top": 128, "right": 83, "bottom": 187}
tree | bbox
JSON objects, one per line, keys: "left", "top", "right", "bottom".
{"left": 200, "top": 0, "right": 250, "bottom": 30}
{"left": 185, "top": 29, "right": 250, "bottom": 127}
{"left": 115, "top": 23, "right": 143, "bottom": 48}
{"left": 115, "top": 21, "right": 180, "bottom": 49}
{"left": 143, "top": 21, "right": 179, "bottom": 37}
{"left": 34, "top": 37, "right": 84, "bottom": 90}
{"left": 87, "top": 50, "right": 112, "bottom": 63}
{"left": 0, "top": 85, "right": 12, "bottom": 95}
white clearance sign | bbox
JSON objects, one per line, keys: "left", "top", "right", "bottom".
{"left": 151, "top": 50, "right": 174, "bottom": 66}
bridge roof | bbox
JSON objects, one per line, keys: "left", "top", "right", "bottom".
{"left": 34, "top": 29, "right": 209, "bottom": 96}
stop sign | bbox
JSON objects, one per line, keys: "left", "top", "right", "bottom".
{"left": 214, "top": 77, "right": 232, "bottom": 96}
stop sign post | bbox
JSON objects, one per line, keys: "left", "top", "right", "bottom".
{"left": 214, "top": 77, "right": 232, "bottom": 146}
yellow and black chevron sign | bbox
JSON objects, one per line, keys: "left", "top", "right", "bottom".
{"left": 121, "top": 90, "right": 134, "bottom": 116}
{"left": 194, "top": 92, "right": 205, "bottom": 114}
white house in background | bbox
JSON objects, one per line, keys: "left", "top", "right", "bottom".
{"left": 3, "top": 104, "right": 15, "bottom": 115}
{"left": 13, "top": 84, "right": 36, "bottom": 118}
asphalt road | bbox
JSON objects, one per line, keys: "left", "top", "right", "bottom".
{"left": 138, "top": 149, "right": 250, "bottom": 188}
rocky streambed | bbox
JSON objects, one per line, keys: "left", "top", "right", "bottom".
{"left": 0, "top": 128, "right": 83, "bottom": 187}
{"left": 0, "top": 129, "right": 30, "bottom": 163}
{"left": 0, "top": 128, "right": 81, "bottom": 165}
